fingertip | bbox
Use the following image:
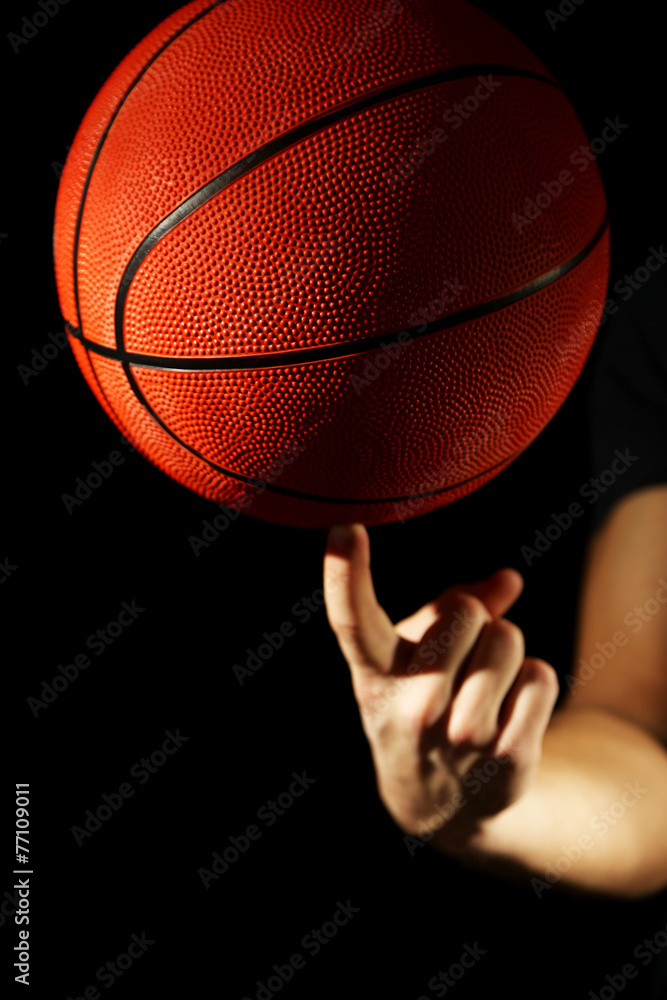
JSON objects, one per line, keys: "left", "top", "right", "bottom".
{"left": 327, "top": 524, "right": 355, "bottom": 556}
{"left": 471, "top": 566, "right": 520, "bottom": 587}
{"left": 494, "top": 568, "right": 525, "bottom": 614}
{"left": 456, "top": 566, "right": 524, "bottom": 620}
{"left": 501, "top": 567, "right": 525, "bottom": 592}
{"left": 326, "top": 523, "right": 366, "bottom": 556}
{"left": 523, "top": 656, "right": 560, "bottom": 688}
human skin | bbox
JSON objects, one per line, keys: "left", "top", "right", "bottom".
{"left": 323, "top": 485, "right": 667, "bottom": 898}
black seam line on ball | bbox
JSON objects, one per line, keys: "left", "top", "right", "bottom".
{"left": 71, "top": 0, "right": 225, "bottom": 332}
{"left": 63, "top": 202, "right": 606, "bottom": 505}
{"left": 73, "top": 336, "right": 529, "bottom": 504}
{"left": 114, "top": 63, "right": 560, "bottom": 353}
{"left": 67, "top": 212, "right": 609, "bottom": 370}
{"left": 140, "top": 351, "right": 522, "bottom": 504}
{"left": 63, "top": 326, "right": 524, "bottom": 504}
{"left": 68, "top": 1, "right": 224, "bottom": 432}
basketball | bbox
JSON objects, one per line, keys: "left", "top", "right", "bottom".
{"left": 53, "top": 0, "right": 609, "bottom": 529}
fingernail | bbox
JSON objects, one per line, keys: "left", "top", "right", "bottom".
{"left": 328, "top": 524, "right": 355, "bottom": 555}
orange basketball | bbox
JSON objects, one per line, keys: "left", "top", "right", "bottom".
{"left": 53, "top": 0, "right": 609, "bottom": 528}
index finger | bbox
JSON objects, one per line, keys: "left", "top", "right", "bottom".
{"left": 323, "top": 524, "right": 400, "bottom": 676}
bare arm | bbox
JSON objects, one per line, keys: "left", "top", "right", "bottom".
{"left": 323, "top": 486, "right": 667, "bottom": 899}
{"left": 445, "top": 485, "right": 667, "bottom": 898}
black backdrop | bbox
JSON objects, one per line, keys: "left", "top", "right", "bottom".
{"left": 5, "top": 1, "right": 666, "bottom": 997}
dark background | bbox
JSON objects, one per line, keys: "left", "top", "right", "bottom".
{"left": 4, "top": 1, "right": 666, "bottom": 997}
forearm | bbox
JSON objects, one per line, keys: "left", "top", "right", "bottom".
{"left": 434, "top": 704, "right": 667, "bottom": 898}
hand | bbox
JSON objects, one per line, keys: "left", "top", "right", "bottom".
{"left": 323, "top": 524, "right": 560, "bottom": 850}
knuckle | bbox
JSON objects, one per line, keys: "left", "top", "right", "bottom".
{"left": 397, "top": 698, "right": 430, "bottom": 740}
{"left": 402, "top": 710, "right": 427, "bottom": 739}
{"left": 358, "top": 677, "right": 403, "bottom": 721}
{"left": 469, "top": 726, "right": 498, "bottom": 750}
{"left": 490, "top": 618, "right": 524, "bottom": 656}
{"left": 447, "top": 713, "right": 496, "bottom": 750}
{"left": 324, "top": 561, "right": 353, "bottom": 591}
{"left": 419, "top": 695, "right": 447, "bottom": 732}
{"left": 360, "top": 703, "right": 393, "bottom": 740}
{"left": 447, "top": 591, "right": 486, "bottom": 627}
{"left": 495, "top": 741, "right": 520, "bottom": 765}
{"left": 525, "top": 657, "right": 560, "bottom": 691}
{"left": 331, "top": 618, "right": 361, "bottom": 645}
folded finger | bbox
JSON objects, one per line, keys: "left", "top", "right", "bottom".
{"left": 493, "top": 657, "right": 560, "bottom": 759}
{"left": 445, "top": 618, "right": 526, "bottom": 748}
{"left": 395, "top": 568, "right": 523, "bottom": 643}
{"left": 398, "top": 591, "right": 492, "bottom": 730}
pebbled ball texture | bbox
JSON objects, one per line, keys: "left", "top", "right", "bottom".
{"left": 54, "top": 0, "right": 609, "bottom": 528}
